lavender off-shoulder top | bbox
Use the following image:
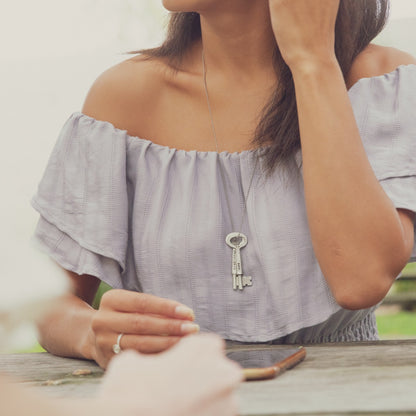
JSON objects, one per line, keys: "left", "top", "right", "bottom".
{"left": 32, "top": 65, "right": 416, "bottom": 343}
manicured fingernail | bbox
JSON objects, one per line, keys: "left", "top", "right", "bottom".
{"left": 181, "top": 323, "right": 200, "bottom": 334}
{"left": 175, "top": 305, "right": 195, "bottom": 320}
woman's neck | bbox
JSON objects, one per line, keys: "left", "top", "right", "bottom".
{"left": 197, "top": 2, "right": 277, "bottom": 83}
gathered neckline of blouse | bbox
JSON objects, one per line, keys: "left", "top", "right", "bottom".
{"left": 74, "top": 111, "right": 261, "bottom": 159}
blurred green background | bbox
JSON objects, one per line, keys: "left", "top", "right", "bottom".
{"left": 376, "top": 262, "right": 416, "bottom": 339}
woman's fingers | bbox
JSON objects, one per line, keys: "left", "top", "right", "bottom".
{"left": 116, "top": 334, "right": 182, "bottom": 354}
{"left": 93, "top": 309, "right": 200, "bottom": 337}
{"left": 94, "top": 329, "right": 184, "bottom": 368}
{"left": 100, "top": 289, "right": 195, "bottom": 320}
{"left": 90, "top": 289, "right": 200, "bottom": 367}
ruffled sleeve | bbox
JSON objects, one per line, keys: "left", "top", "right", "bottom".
{"left": 31, "top": 113, "right": 129, "bottom": 288}
{"left": 349, "top": 64, "right": 416, "bottom": 261}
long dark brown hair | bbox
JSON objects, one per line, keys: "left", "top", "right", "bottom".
{"left": 139, "top": 1, "right": 389, "bottom": 172}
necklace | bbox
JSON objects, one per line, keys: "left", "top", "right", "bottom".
{"left": 202, "top": 50, "right": 259, "bottom": 291}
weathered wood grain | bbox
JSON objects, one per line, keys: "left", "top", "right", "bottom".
{"left": 1, "top": 340, "right": 416, "bottom": 415}
{"left": 0, "top": 353, "right": 103, "bottom": 397}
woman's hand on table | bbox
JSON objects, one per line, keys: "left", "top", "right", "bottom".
{"left": 97, "top": 333, "right": 243, "bottom": 416}
{"left": 268, "top": 0, "right": 340, "bottom": 71}
{"left": 91, "top": 289, "right": 199, "bottom": 368}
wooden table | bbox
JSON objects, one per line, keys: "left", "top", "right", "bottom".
{"left": 1, "top": 340, "right": 416, "bottom": 416}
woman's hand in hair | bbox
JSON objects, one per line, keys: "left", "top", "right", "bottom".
{"left": 268, "top": 0, "right": 341, "bottom": 71}
{"left": 91, "top": 289, "right": 199, "bottom": 368}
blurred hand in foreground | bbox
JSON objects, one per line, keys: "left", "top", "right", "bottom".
{"left": 98, "top": 333, "right": 243, "bottom": 416}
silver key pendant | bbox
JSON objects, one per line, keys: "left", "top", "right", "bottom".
{"left": 225, "top": 232, "right": 253, "bottom": 291}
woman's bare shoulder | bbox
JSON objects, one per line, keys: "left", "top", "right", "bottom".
{"left": 346, "top": 43, "right": 416, "bottom": 89}
{"left": 81, "top": 55, "right": 171, "bottom": 135}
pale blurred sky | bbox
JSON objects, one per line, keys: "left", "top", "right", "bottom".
{"left": 0, "top": 0, "right": 166, "bottom": 59}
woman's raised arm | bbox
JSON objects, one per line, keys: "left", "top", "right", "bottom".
{"left": 269, "top": 0, "right": 415, "bottom": 309}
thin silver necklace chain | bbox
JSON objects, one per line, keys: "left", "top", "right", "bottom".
{"left": 202, "top": 49, "right": 258, "bottom": 290}
{"left": 201, "top": 50, "right": 259, "bottom": 234}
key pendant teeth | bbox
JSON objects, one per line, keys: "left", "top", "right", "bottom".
{"left": 242, "top": 275, "right": 252, "bottom": 287}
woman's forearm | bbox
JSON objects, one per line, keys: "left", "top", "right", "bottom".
{"left": 292, "top": 60, "right": 410, "bottom": 309}
{"left": 37, "top": 293, "right": 97, "bottom": 361}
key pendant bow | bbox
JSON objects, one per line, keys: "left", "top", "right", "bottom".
{"left": 226, "top": 232, "right": 253, "bottom": 291}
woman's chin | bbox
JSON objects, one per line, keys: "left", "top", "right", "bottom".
{"left": 161, "top": 0, "right": 202, "bottom": 13}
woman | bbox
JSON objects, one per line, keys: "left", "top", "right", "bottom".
{"left": 32, "top": 0, "right": 416, "bottom": 368}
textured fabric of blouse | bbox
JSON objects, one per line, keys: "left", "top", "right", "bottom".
{"left": 32, "top": 65, "right": 416, "bottom": 343}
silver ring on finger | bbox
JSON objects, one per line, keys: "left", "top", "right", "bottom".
{"left": 112, "top": 333, "right": 124, "bottom": 355}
